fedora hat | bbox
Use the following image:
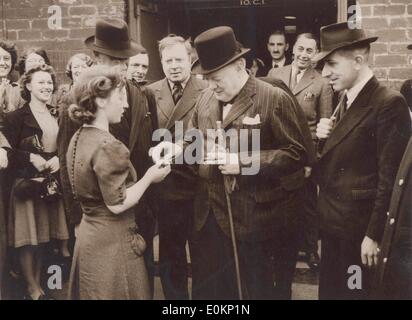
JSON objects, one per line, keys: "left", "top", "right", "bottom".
{"left": 313, "top": 22, "right": 378, "bottom": 62}
{"left": 85, "top": 18, "right": 143, "bottom": 59}
{"left": 192, "top": 26, "right": 250, "bottom": 75}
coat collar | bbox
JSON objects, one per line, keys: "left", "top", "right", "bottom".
{"left": 292, "top": 67, "right": 317, "bottom": 95}
{"left": 221, "top": 75, "right": 256, "bottom": 129}
{"left": 165, "top": 76, "right": 204, "bottom": 130}
{"left": 321, "top": 77, "right": 379, "bottom": 157}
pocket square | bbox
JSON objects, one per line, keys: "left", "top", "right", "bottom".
{"left": 242, "top": 114, "right": 261, "bottom": 125}
{"left": 304, "top": 92, "right": 315, "bottom": 101}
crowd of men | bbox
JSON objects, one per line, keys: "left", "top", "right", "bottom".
{"left": 1, "top": 16, "right": 412, "bottom": 300}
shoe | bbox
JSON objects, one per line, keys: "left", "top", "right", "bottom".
{"left": 305, "top": 252, "right": 320, "bottom": 271}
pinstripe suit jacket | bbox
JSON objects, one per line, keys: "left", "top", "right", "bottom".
{"left": 188, "top": 76, "right": 308, "bottom": 241}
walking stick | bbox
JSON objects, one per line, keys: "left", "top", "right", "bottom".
{"left": 216, "top": 121, "right": 243, "bottom": 300}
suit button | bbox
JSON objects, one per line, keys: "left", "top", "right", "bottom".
{"left": 399, "top": 179, "right": 404, "bottom": 186}
{"left": 383, "top": 257, "right": 388, "bottom": 263}
{"left": 339, "top": 168, "right": 345, "bottom": 174}
{"left": 386, "top": 211, "right": 390, "bottom": 217}
{"left": 390, "top": 218, "right": 395, "bottom": 225}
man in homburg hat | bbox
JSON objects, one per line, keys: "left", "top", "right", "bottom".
{"left": 57, "top": 18, "right": 159, "bottom": 297}
{"left": 187, "top": 26, "right": 308, "bottom": 299}
{"left": 314, "top": 22, "right": 411, "bottom": 299}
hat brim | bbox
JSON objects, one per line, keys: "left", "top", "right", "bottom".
{"left": 85, "top": 36, "right": 141, "bottom": 59}
{"left": 192, "top": 48, "right": 251, "bottom": 75}
{"left": 313, "top": 36, "right": 378, "bottom": 62}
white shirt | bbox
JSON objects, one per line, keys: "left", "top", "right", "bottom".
{"left": 291, "top": 64, "right": 306, "bottom": 85}
{"left": 346, "top": 68, "right": 374, "bottom": 109}
{"left": 272, "top": 57, "right": 286, "bottom": 68}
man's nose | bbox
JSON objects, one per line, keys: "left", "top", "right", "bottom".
{"left": 208, "top": 80, "right": 217, "bottom": 90}
{"left": 123, "top": 100, "right": 129, "bottom": 109}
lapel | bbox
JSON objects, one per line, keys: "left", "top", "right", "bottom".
{"left": 165, "top": 76, "right": 202, "bottom": 130}
{"left": 155, "top": 79, "right": 175, "bottom": 124}
{"left": 221, "top": 76, "right": 256, "bottom": 130}
{"left": 273, "top": 65, "right": 292, "bottom": 87}
{"left": 293, "top": 67, "right": 316, "bottom": 95}
{"left": 203, "top": 90, "right": 221, "bottom": 131}
{"left": 127, "top": 81, "right": 147, "bottom": 153}
{"left": 321, "top": 77, "right": 379, "bottom": 157}
{"left": 21, "top": 103, "right": 42, "bottom": 135}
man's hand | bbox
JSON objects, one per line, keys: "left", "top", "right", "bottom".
{"left": 0, "top": 148, "right": 8, "bottom": 169}
{"left": 149, "top": 141, "right": 183, "bottom": 165}
{"left": 316, "top": 117, "right": 336, "bottom": 140}
{"left": 30, "top": 153, "right": 47, "bottom": 172}
{"left": 361, "top": 236, "right": 379, "bottom": 267}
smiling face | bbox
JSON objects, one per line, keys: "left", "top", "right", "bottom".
{"left": 321, "top": 50, "right": 359, "bottom": 92}
{"left": 293, "top": 37, "right": 317, "bottom": 70}
{"left": 127, "top": 53, "right": 149, "bottom": 83}
{"left": 0, "top": 47, "right": 12, "bottom": 78}
{"left": 267, "top": 34, "right": 289, "bottom": 62}
{"left": 161, "top": 43, "right": 191, "bottom": 83}
{"left": 25, "top": 52, "right": 46, "bottom": 72}
{"left": 102, "top": 86, "right": 129, "bottom": 124}
{"left": 71, "top": 56, "right": 90, "bottom": 83}
{"left": 26, "top": 71, "right": 54, "bottom": 103}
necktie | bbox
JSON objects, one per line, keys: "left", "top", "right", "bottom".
{"left": 172, "top": 82, "right": 183, "bottom": 104}
{"left": 336, "top": 94, "right": 348, "bottom": 123}
{"left": 290, "top": 69, "right": 301, "bottom": 91}
{"left": 274, "top": 64, "right": 279, "bottom": 68}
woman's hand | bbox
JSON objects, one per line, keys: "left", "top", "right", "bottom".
{"left": 30, "top": 153, "right": 47, "bottom": 172}
{"left": 145, "top": 162, "right": 171, "bottom": 184}
{"left": 44, "top": 156, "right": 59, "bottom": 173}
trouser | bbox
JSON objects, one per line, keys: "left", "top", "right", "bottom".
{"left": 300, "top": 177, "right": 319, "bottom": 253}
{"left": 158, "top": 199, "right": 193, "bottom": 300}
{"left": 319, "top": 232, "right": 371, "bottom": 300}
{"left": 191, "top": 212, "right": 300, "bottom": 300}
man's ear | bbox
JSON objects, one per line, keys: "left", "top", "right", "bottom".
{"left": 26, "top": 83, "right": 32, "bottom": 93}
{"left": 285, "top": 43, "right": 290, "bottom": 52}
{"left": 353, "top": 54, "right": 364, "bottom": 70}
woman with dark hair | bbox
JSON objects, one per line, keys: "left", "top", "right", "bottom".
{"left": 0, "top": 40, "right": 20, "bottom": 119}
{"left": 2, "top": 64, "right": 69, "bottom": 300}
{"left": 67, "top": 65, "right": 170, "bottom": 300}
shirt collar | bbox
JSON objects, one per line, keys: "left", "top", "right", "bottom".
{"left": 346, "top": 69, "right": 374, "bottom": 108}
{"left": 168, "top": 76, "right": 190, "bottom": 92}
{"left": 273, "top": 57, "right": 286, "bottom": 68}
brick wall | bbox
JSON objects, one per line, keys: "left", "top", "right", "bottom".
{"left": 0, "top": 0, "right": 126, "bottom": 85}
{"left": 360, "top": 0, "right": 412, "bottom": 90}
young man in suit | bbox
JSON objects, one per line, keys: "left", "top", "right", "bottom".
{"left": 264, "top": 30, "right": 292, "bottom": 76}
{"left": 269, "top": 33, "right": 333, "bottom": 269}
{"left": 315, "top": 22, "right": 411, "bottom": 299}
{"left": 147, "top": 35, "right": 207, "bottom": 300}
{"left": 57, "top": 18, "right": 159, "bottom": 297}
{"left": 186, "top": 26, "right": 308, "bottom": 299}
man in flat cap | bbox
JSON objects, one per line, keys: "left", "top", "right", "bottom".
{"left": 315, "top": 22, "right": 411, "bottom": 299}
{"left": 186, "top": 26, "right": 308, "bottom": 300}
{"left": 57, "top": 18, "right": 159, "bottom": 297}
